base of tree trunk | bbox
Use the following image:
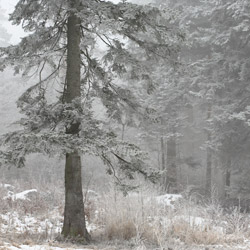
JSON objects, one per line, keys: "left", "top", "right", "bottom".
{"left": 62, "top": 153, "right": 91, "bottom": 242}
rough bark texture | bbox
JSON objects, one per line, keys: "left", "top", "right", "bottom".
{"left": 62, "top": 2, "right": 90, "bottom": 241}
{"left": 64, "top": 3, "right": 81, "bottom": 106}
{"left": 62, "top": 153, "right": 89, "bottom": 240}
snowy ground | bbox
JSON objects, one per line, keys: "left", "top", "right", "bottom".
{"left": 1, "top": 184, "right": 250, "bottom": 249}
{"left": 2, "top": 241, "right": 250, "bottom": 250}
{"left": 1, "top": 244, "right": 93, "bottom": 250}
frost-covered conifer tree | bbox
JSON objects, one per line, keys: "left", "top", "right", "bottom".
{"left": 0, "top": 0, "right": 182, "bottom": 241}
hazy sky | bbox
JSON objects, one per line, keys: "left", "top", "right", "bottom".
{"left": 0, "top": 0, "right": 25, "bottom": 44}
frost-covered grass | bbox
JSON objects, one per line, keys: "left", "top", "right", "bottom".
{"left": 94, "top": 190, "right": 250, "bottom": 249}
{"left": 1, "top": 181, "right": 250, "bottom": 250}
{"left": 0, "top": 242, "right": 94, "bottom": 250}
{"left": 0, "top": 185, "right": 62, "bottom": 245}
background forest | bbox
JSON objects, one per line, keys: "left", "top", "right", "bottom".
{"left": 0, "top": 0, "right": 250, "bottom": 249}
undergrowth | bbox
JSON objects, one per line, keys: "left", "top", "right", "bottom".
{"left": 1, "top": 179, "right": 250, "bottom": 249}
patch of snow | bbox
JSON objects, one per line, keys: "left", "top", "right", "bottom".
{"left": 175, "top": 215, "right": 225, "bottom": 233}
{"left": 0, "top": 183, "right": 15, "bottom": 190}
{"left": 86, "top": 189, "right": 99, "bottom": 197}
{"left": 4, "top": 189, "right": 37, "bottom": 201}
{"left": 176, "top": 215, "right": 206, "bottom": 226}
{"left": 4, "top": 243, "right": 92, "bottom": 250}
{"left": 86, "top": 221, "right": 98, "bottom": 233}
{"left": 0, "top": 211, "right": 63, "bottom": 235}
{"left": 155, "top": 194, "right": 182, "bottom": 208}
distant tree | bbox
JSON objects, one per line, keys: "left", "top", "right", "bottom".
{"left": 186, "top": 0, "right": 250, "bottom": 197}
{"left": 0, "top": 0, "right": 181, "bottom": 241}
{"left": 140, "top": 69, "right": 188, "bottom": 193}
{"left": 152, "top": 0, "right": 250, "bottom": 198}
{"left": 210, "top": 0, "right": 250, "bottom": 198}
{"left": 134, "top": 0, "right": 194, "bottom": 193}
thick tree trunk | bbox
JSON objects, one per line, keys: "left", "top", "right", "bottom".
{"left": 62, "top": 153, "right": 89, "bottom": 239}
{"left": 61, "top": 3, "right": 90, "bottom": 241}
{"left": 205, "top": 104, "right": 212, "bottom": 197}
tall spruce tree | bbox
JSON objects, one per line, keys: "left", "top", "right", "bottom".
{"left": 0, "top": 0, "right": 181, "bottom": 240}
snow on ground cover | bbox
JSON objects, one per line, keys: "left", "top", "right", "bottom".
{"left": 2, "top": 189, "right": 250, "bottom": 249}
{"left": 174, "top": 215, "right": 208, "bottom": 226}
{"left": 146, "top": 214, "right": 225, "bottom": 234}
{"left": 3, "top": 244, "right": 250, "bottom": 250}
{"left": 2, "top": 243, "right": 93, "bottom": 250}
{"left": 127, "top": 192, "right": 183, "bottom": 208}
{"left": 155, "top": 193, "right": 182, "bottom": 208}
{"left": 120, "top": 192, "right": 225, "bottom": 232}
{"left": 86, "top": 221, "right": 98, "bottom": 233}
{"left": 4, "top": 189, "right": 38, "bottom": 201}
{"left": 174, "top": 215, "right": 225, "bottom": 233}
{"left": 0, "top": 209, "right": 97, "bottom": 236}
{"left": 0, "top": 184, "right": 15, "bottom": 190}
{"left": 0, "top": 210, "right": 62, "bottom": 235}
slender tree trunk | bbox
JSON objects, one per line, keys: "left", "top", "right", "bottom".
{"left": 161, "top": 137, "right": 165, "bottom": 171}
{"left": 62, "top": 2, "right": 90, "bottom": 241}
{"left": 225, "top": 170, "right": 231, "bottom": 190}
{"left": 166, "top": 135, "right": 178, "bottom": 193}
{"left": 205, "top": 104, "right": 212, "bottom": 197}
{"left": 206, "top": 147, "right": 212, "bottom": 196}
{"left": 160, "top": 137, "right": 167, "bottom": 189}
{"left": 225, "top": 158, "right": 231, "bottom": 198}
{"left": 121, "top": 123, "right": 125, "bottom": 141}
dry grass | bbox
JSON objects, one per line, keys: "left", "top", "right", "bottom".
{"left": 1, "top": 178, "right": 250, "bottom": 249}
{"left": 171, "top": 219, "right": 223, "bottom": 245}
{"left": 106, "top": 220, "right": 137, "bottom": 240}
{"left": 94, "top": 189, "right": 250, "bottom": 249}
